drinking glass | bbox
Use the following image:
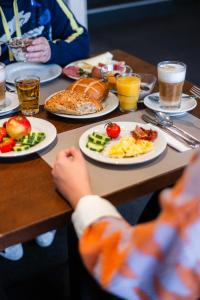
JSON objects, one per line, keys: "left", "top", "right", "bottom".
{"left": 157, "top": 61, "right": 186, "bottom": 108}
{"left": 116, "top": 73, "right": 141, "bottom": 112}
{"left": 8, "top": 38, "right": 32, "bottom": 62}
{"left": 101, "top": 64, "right": 132, "bottom": 92}
{"left": 15, "top": 75, "right": 40, "bottom": 115}
{"left": 0, "top": 62, "right": 6, "bottom": 104}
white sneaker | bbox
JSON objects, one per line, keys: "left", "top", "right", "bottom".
{"left": 0, "top": 243, "right": 23, "bottom": 261}
{"left": 35, "top": 230, "right": 56, "bottom": 247}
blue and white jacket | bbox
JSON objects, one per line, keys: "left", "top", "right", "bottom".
{"left": 0, "top": 0, "right": 90, "bottom": 66}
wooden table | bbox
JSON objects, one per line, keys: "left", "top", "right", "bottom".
{"left": 0, "top": 50, "right": 199, "bottom": 251}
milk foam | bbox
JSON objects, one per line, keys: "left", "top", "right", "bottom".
{"left": 158, "top": 63, "right": 186, "bottom": 83}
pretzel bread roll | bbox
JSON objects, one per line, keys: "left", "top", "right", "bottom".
{"left": 45, "top": 90, "right": 102, "bottom": 115}
{"left": 66, "top": 78, "right": 108, "bottom": 102}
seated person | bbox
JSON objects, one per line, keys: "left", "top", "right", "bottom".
{"left": 0, "top": 0, "right": 89, "bottom": 260}
{"left": 0, "top": 0, "right": 89, "bottom": 65}
{"left": 52, "top": 147, "right": 200, "bottom": 300}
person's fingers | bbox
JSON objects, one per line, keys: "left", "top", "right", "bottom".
{"left": 57, "top": 149, "right": 68, "bottom": 159}
{"left": 27, "top": 57, "right": 46, "bottom": 63}
{"left": 69, "top": 147, "right": 85, "bottom": 162}
{"left": 27, "top": 44, "right": 48, "bottom": 52}
{"left": 31, "top": 37, "right": 46, "bottom": 45}
{"left": 26, "top": 50, "right": 47, "bottom": 58}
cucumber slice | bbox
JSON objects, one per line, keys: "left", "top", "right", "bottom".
{"left": 20, "top": 132, "right": 46, "bottom": 146}
{"left": 86, "top": 141, "right": 104, "bottom": 152}
{"left": 92, "top": 132, "right": 111, "bottom": 143}
{"left": 13, "top": 145, "right": 30, "bottom": 152}
{"left": 88, "top": 135, "right": 107, "bottom": 145}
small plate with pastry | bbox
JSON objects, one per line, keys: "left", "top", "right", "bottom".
{"left": 44, "top": 78, "right": 119, "bottom": 119}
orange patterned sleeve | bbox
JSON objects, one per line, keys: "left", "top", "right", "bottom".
{"left": 79, "top": 152, "right": 200, "bottom": 299}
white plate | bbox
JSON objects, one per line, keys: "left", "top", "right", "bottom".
{"left": 5, "top": 62, "right": 62, "bottom": 84}
{"left": 0, "top": 117, "right": 57, "bottom": 158}
{"left": 63, "top": 59, "right": 123, "bottom": 80}
{"left": 144, "top": 92, "right": 197, "bottom": 116}
{"left": 63, "top": 60, "right": 87, "bottom": 80}
{"left": 0, "top": 92, "right": 19, "bottom": 115}
{"left": 79, "top": 122, "right": 167, "bottom": 165}
{"left": 45, "top": 91, "right": 119, "bottom": 119}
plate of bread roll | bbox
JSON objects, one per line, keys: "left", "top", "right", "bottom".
{"left": 44, "top": 78, "right": 119, "bottom": 119}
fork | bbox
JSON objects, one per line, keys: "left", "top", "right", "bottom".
{"left": 190, "top": 85, "right": 200, "bottom": 98}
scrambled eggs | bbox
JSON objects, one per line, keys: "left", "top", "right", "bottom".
{"left": 107, "top": 136, "right": 153, "bottom": 158}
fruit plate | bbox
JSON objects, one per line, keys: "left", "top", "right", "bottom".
{"left": 0, "top": 117, "right": 57, "bottom": 158}
{"left": 45, "top": 91, "right": 119, "bottom": 119}
{"left": 79, "top": 122, "right": 167, "bottom": 165}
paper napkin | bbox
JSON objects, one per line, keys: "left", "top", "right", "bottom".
{"left": 147, "top": 124, "right": 191, "bottom": 152}
{"left": 81, "top": 52, "right": 113, "bottom": 66}
{"left": 162, "top": 130, "right": 191, "bottom": 152}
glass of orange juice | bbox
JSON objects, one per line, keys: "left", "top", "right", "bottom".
{"left": 116, "top": 73, "right": 141, "bottom": 112}
{"left": 101, "top": 64, "right": 132, "bottom": 92}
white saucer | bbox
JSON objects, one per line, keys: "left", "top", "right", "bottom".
{"left": 0, "top": 92, "right": 19, "bottom": 116}
{"left": 144, "top": 92, "right": 197, "bottom": 116}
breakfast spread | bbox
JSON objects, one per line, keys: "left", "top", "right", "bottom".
{"left": 45, "top": 78, "right": 109, "bottom": 115}
{"left": 85, "top": 123, "right": 158, "bottom": 158}
{"left": 0, "top": 115, "right": 45, "bottom": 153}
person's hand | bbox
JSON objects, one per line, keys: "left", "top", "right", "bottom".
{"left": 26, "top": 37, "right": 51, "bottom": 63}
{"left": 52, "top": 147, "right": 92, "bottom": 208}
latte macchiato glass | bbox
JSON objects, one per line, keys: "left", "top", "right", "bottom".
{"left": 157, "top": 61, "right": 186, "bottom": 108}
{"left": 0, "top": 63, "right": 6, "bottom": 104}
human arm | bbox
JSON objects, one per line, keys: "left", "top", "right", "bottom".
{"left": 52, "top": 148, "right": 200, "bottom": 299}
{"left": 49, "top": 1, "right": 89, "bottom": 66}
{"left": 26, "top": 1, "right": 89, "bottom": 66}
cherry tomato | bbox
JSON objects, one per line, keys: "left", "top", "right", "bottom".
{"left": 106, "top": 122, "right": 121, "bottom": 139}
{"left": 0, "top": 127, "right": 7, "bottom": 138}
{"left": 0, "top": 137, "right": 16, "bottom": 153}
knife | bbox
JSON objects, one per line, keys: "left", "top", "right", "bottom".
{"left": 141, "top": 114, "right": 199, "bottom": 148}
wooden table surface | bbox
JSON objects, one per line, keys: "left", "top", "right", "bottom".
{"left": 0, "top": 50, "right": 199, "bottom": 250}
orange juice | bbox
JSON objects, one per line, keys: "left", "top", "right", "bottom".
{"left": 107, "top": 73, "right": 116, "bottom": 90}
{"left": 116, "top": 75, "right": 141, "bottom": 111}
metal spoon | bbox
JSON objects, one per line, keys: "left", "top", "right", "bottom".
{"left": 149, "top": 95, "right": 195, "bottom": 102}
{"left": 155, "top": 111, "right": 200, "bottom": 144}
